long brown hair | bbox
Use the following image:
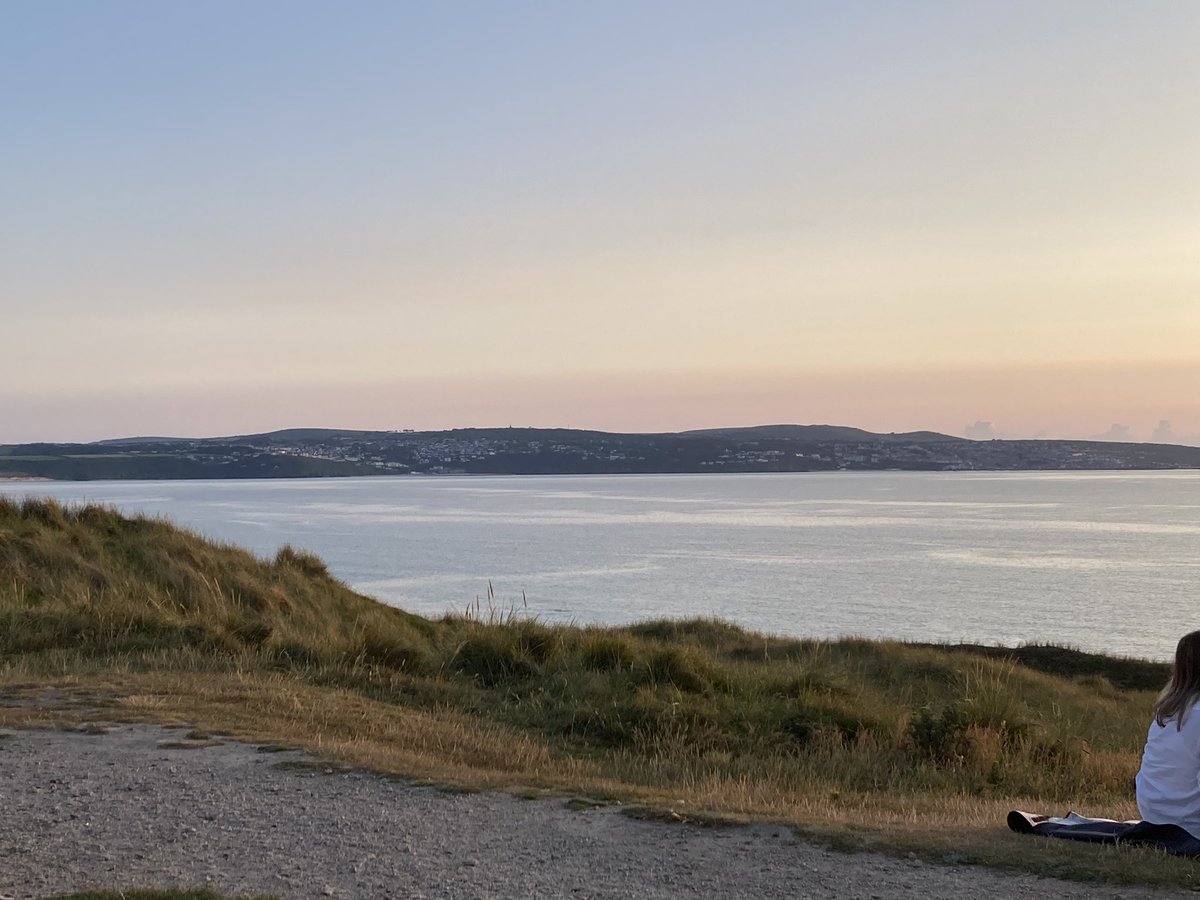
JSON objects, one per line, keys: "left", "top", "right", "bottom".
{"left": 1155, "top": 631, "right": 1200, "bottom": 729}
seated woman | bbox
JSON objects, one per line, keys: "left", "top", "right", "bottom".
{"left": 1136, "top": 630, "right": 1200, "bottom": 839}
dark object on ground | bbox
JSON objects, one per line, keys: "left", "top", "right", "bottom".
{"left": 1008, "top": 810, "right": 1200, "bottom": 857}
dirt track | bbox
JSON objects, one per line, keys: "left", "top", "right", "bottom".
{"left": 0, "top": 725, "right": 1178, "bottom": 899}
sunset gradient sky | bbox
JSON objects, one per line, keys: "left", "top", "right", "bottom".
{"left": 4, "top": 2, "right": 1198, "bottom": 443}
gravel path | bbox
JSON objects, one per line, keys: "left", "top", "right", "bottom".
{"left": 0, "top": 725, "right": 1179, "bottom": 899}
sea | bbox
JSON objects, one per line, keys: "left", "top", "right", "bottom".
{"left": 4, "top": 470, "right": 1198, "bottom": 661}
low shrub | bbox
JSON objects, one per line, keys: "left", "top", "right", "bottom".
{"left": 635, "top": 646, "right": 722, "bottom": 693}
{"left": 577, "top": 634, "right": 637, "bottom": 672}
{"left": 781, "top": 706, "right": 874, "bottom": 746}
{"left": 355, "top": 631, "right": 430, "bottom": 673}
{"left": 451, "top": 630, "right": 540, "bottom": 686}
{"left": 908, "top": 703, "right": 972, "bottom": 763}
{"left": 274, "top": 544, "right": 329, "bottom": 578}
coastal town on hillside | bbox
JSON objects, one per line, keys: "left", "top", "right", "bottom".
{"left": 3, "top": 426, "right": 1199, "bottom": 481}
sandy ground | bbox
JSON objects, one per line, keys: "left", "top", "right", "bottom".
{"left": 0, "top": 724, "right": 1180, "bottom": 899}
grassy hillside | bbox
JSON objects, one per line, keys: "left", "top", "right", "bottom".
{"left": 0, "top": 496, "right": 436, "bottom": 661}
{"left": 0, "top": 444, "right": 383, "bottom": 480}
{"left": 0, "top": 497, "right": 1188, "bottom": 887}
{"left": 679, "top": 424, "right": 960, "bottom": 442}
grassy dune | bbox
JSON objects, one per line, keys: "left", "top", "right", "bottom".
{"left": 2, "top": 497, "right": 1193, "bottom": 887}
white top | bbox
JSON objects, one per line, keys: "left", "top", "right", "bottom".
{"left": 1136, "top": 701, "right": 1200, "bottom": 837}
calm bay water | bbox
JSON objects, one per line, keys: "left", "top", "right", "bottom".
{"left": 5, "top": 471, "right": 1199, "bottom": 660}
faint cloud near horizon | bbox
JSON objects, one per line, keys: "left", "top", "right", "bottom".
{"left": 1150, "top": 420, "right": 1200, "bottom": 447}
{"left": 965, "top": 419, "right": 1200, "bottom": 445}
{"left": 1093, "top": 423, "right": 1134, "bottom": 442}
{"left": 964, "top": 420, "right": 997, "bottom": 440}
{"left": 963, "top": 422, "right": 1059, "bottom": 442}
{"left": 1152, "top": 420, "right": 1177, "bottom": 443}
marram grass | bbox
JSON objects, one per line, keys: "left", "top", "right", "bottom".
{"left": 2, "top": 496, "right": 1194, "bottom": 889}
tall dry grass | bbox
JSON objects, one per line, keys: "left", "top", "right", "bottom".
{"left": 3, "top": 496, "right": 1190, "bottom": 887}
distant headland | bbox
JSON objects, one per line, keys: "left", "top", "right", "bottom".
{"left": 2, "top": 425, "right": 1200, "bottom": 481}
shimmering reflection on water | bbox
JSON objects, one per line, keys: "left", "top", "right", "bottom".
{"left": 5, "top": 470, "right": 1199, "bottom": 660}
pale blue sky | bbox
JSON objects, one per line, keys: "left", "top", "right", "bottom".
{"left": 3, "top": 2, "right": 1198, "bottom": 442}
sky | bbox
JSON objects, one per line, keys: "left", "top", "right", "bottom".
{"left": 3, "top": 2, "right": 1198, "bottom": 444}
